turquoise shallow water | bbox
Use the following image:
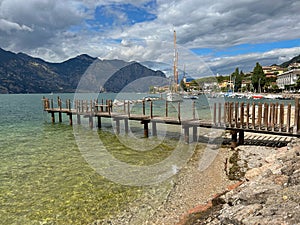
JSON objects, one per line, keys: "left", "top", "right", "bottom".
{"left": 0, "top": 93, "right": 199, "bottom": 224}
{"left": 0, "top": 93, "right": 294, "bottom": 224}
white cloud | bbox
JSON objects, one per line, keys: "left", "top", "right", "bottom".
{"left": 0, "top": 0, "right": 300, "bottom": 74}
{"left": 0, "top": 19, "right": 33, "bottom": 32}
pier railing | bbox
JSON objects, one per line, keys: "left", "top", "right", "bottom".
{"left": 42, "top": 96, "right": 300, "bottom": 144}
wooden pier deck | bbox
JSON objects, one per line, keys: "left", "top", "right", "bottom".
{"left": 42, "top": 97, "right": 300, "bottom": 145}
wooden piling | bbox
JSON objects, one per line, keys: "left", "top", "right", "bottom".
{"left": 165, "top": 101, "right": 168, "bottom": 117}
{"left": 97, "top": 116, "right": 101, "bottom": 128}
{"left": 193, "top": 126, "right": 197, "bottom": 142}
{"left": 213, "top": 103, "right": 217, "bottom": 124}
{"left": 178, "top": 102, "right": 181, "bottom": 121}
{"left": 235, "top": 102, "right": 239, "bottom": 128}
{"left": 152, "top": 122, "right": 157, "bottom": 136}
{"left": 295, "top": 98, "right": 300, "bottom": 133}
{"left": 252, "top": 102, "right": 255, "bottom": 129}
{"left": 280, "top": 103, "right": 284, "bottom": 131}
{"left": 142, "top": 100, "right": 145, "bottom": 115}
{"left": 124, "top": 119, "right": 129, "bottom": 134}
{"left": 287, "top": 103, "right": 291, "bottom": 132}
{"left": 115, "top": 119, "right": 120, "bottom": 134}
{"left": 183, "top": 125, "right": 189, "bottom": 143}
{"left": 240, "top": 102, "right": 244, "bottom": 128}
{"left": 89, "top": 116, "right": 93, "bottom": 129}
{"left": 142, "top": 121, "right": 149, "bottom": 138}
{"left": 258, "top": 103, "right": 262, "bottom": 128}
{"left": 218, "top": 102, "right": 222, "bottom": 125}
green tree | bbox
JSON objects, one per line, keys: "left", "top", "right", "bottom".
{"left": 232, "top": 68, "right": 243, "bottom": 92}
{"left": 251, "top": 62, "right": 266, "bottom": 92}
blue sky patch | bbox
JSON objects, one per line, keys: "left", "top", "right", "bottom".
{"left": 86, "top": 2, "right": 157, "bottom": 31}
{"left": 192, "top": 39, "right": 300, "bottom": 58}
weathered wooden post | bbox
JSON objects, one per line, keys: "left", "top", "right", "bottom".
{"left": 218, "top": 102, "right": 222, "bottom": 125}
{"left": 192, "top": 101, "right": 196, "bottom": 120}
{"left": 231, "top": 130, "right": 238, "bottom": 148}
{"left": 280, "top": 103, "right": 284, "bottom": 131}
{"left": 213, "top": 102, "right": 217, "bottom": 124}
{"left": 152, "top": 122, "right": 157, "bottom": 136}
{"left": 258, "top": 103, "right": 262, "bottom": 129}
{"left": 252, "top": 102, "right": 256, "bottom": 129}
{"left": 68, "top": 113, "right": 73, "bottom": 126}
{"left": 192, "top": 126, "right": 197, "bottom": 142}
{"left": 115, "top": 119, "right": 120, "bottom": 134}
{"left": 246, "top": 103, "right": 250, "bottom": 128}
{"left": 234, "top": 102, "right": 239, "bottom": 128}
{"left": 150, "top": 101, "right": 153, "bottom": 118}
{"left": 127, "top": 101, "right": 130, "bottom": 118}
{"left": 89, "top": 116, "right": 93, "bottom": 129}
{"left": 124, "top": 119, "right": 129, "bottom": 134}
{"left": 165, "top": 101, "right": 168, "bottom": 117}
{"left": 183, "top": 125, "right": 190, "bottom": 143}
{"left": 58, "top": 97, "right": 62, "bottom": 123}
{"left": 97, "top": 116, "right": 101, "bottom": 129}
{"left": 287, "top": 103, "right": 291, "bottom": 132}
{"left": 240, "top": 102, "right": 244, "bottom": 128}
{"left": 51, "top": 112, "right": 55, "bottom": 123}
{"left": 141, "top": 120, "right": 149, "bottom": 138}
{"left": 294, "top": 98, "right": 300, "bottom": 133}
{"left": 142, "top": 100, "right": 145, "bottom": 115}
{"left": 178, "top": 102, "right": 181, "bottom": 121}
{"left": 239, "top": 131, "right": 244, "bottom": 145}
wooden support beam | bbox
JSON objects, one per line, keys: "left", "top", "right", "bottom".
{"left": 193, "top": 126, "right": 197, "bottom": 142}
{"left": 295, "top": 98, "right": 300, "bottom": 133}
{"left": 124, "top": 119, "right": 129, "bottom": 134}
{"left": 280, "top": 103, "right": 284, "bottom": 131}
{"left": 178, "top": 102, "right": 181, "bottom": 121}
{"left": 218, "top": 102, "right": 222, "bottom": 125}
{"left": 152, "top": 121, "right": 157, "bottom": 136}
{"left": 246, "top": 103, "right": 250, "bottom": 128}
{"left": 258, "top": 103, "right": 262, "bottom": 128}
{"left": 68, "top": 113, "right": 73, "bottom": 126}
{"left": 150, "top": 101, "right": 153, "bottom": 118}
{"left": 252, "top": 102, "right": 256, "bottom": 129}
{"left": 58, "top": 112, "right": 62, "bottom": 123}
{"left": 213, "top": 102, "right": 217, "bottom": 124}
{"left": 142, "top": 100, "right": 145, "bottom": 115}
{"left": 183, "top": 125, "right": 190, "bottom": 143}
{"left": 115, "top": 119, "right": 120, "bottom": 134}
{"left": 193, "top": 101, "right": 196, "bottom": 120}
{"left": 239, "top": 130, "right": 244, "bottom": 145}
{"left": 235, "top": 102, "right": 239, "bottom": 128}
{"left": 287, "top": 103, "right": 291, "bottom": 133}
{"left": 240, "top": 102, "right": 244, "bottom": 127}
{"left": 165, "top": 101, "right": 168, "bottom": 117}
{"left": 142, "top": 121, "right": 149, "bottom": 138}
{"left": 51, "top": 112, "right": 55, "bottom": 123}
{"left": 231, "top": 130, "right": 238, "bottom": 148}
{"left": 89, "top": 116, "right": 93, "bottom": 129}
{"left": 77, "top": 114, "right": 81, "bottom": 125}
{"left": 97, "top": 116, "right": 101, "bottom": 128}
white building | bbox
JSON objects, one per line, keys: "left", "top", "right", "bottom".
{"left": 277, "top": 69, "right": 300, "bottom": 89}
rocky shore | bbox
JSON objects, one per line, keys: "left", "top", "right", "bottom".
{"left": 95, "top": 136, "right": 299, "bottom": 225}
{"left": 180, "top": 138, "right": 300, "bottom": 225}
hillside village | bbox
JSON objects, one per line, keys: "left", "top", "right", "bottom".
{"left": 154, "top": 58, "right": 300, "bottom": 95}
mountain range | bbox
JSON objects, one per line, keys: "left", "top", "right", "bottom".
{"left": 0, "top": 48, "right": 167, "bottom": 94}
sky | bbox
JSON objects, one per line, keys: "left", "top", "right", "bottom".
{"left": 1, "top": 0, "right": 300, "bottom": 76}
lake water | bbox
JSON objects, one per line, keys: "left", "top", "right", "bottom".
{"left": 0, "top": 93, "right": 293, "bottom": 224}
{"left": 0, "top": 93, "right": 215, "bottom": 224}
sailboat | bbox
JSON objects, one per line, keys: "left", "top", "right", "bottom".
{"left": 166, "top": 30, "right": 183, "bottom": 102}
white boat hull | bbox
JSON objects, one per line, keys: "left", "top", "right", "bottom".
{"left": 166, "top": 92, "right": 183, "bottom": 102}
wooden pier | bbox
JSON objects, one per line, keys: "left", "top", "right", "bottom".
{"left": 42, "top": 97, "right": 300, "bottom": 145}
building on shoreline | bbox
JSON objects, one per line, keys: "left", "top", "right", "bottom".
{"left": 277, "top": 69, "right": 300, "bottom": 90}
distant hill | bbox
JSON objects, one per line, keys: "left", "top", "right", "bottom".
{"left": 0, "top": 48, "right": 166, "bottom": 93}
{"left": 280, "top": 54, "right": 300, "bottom": 68}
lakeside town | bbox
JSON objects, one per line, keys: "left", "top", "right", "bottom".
{"left": 151, "top": 61, "right": 300, "bottom": 100}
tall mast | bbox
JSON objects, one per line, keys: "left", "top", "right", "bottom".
{"left": 173, "top": 30, "right": 178, "bottom": 92}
